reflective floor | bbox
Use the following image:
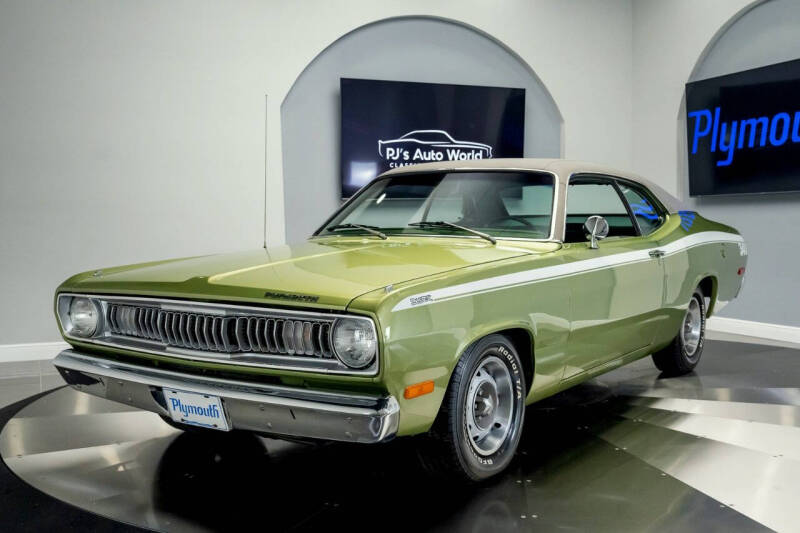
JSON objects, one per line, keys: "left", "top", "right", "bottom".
{"left": 2, "top": 340, "right": 799, "bottom": 532}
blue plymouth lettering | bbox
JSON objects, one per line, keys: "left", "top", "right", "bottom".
{"left": 169, "top": 397, "right": 220, "bottom": 418}
{"left": 687, "top": 106, "right": 800, "bottom": 167}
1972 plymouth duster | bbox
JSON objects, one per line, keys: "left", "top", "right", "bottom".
{"left": 53, "top": 159, "right": 747, "bottom": 480}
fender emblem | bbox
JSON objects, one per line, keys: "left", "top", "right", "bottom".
{"left": 409, "top": 294, "right": 433, "bottom": 306}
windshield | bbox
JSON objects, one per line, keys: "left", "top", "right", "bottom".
{"left": 318, "top": 171, "right": 555, "bottom": 240}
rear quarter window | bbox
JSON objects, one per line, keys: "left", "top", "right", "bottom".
{"left": 618, "top": 183, "right": 665, "bottom": 235}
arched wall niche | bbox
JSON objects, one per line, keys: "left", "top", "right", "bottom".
{"left": 280, "top": 16, "right": 563, "bottom": 243}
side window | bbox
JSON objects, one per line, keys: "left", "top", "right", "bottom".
{"left": 565, "top": 180, "right": 637, "bottom": 243}
{"left": 618, "top": 183, "right": 664, "bottom": 235}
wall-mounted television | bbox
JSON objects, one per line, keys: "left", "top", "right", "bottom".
{"left": 340, "top": 78, "right": 525, "bottom": 198}
{"left": 685, "top": 58, "right": 800, "bottom": 196}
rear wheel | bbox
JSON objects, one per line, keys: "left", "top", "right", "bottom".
{"left": 652, "top": 287, "right": 706, "bottom": 375}
{"left": 419, "top": 334, "right": 526, "bottom": 481}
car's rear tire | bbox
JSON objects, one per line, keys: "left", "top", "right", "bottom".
{"left": 652, "top": 287, "right": 706, "bottom": 376}
{"left": 419, "top": 334, "right": 526, "bottom": 481}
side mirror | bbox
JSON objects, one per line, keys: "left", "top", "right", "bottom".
{"left": 583, "top": 215, "right": 609, "bottom": 249}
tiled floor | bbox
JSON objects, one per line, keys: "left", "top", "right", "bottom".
{"left": 0, "top": 360, "right": 64, "bottom": 408}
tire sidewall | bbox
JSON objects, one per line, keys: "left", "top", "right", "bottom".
{"left": 681, "top": 289, "right": 706, "bottom": 364}
{"left": 452, "top": 335, "right": 525, "bottom": 480}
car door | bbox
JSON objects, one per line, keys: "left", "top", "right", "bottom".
{"left": 561, "top": 175, "right": 665, "bottom": 380}
{"left": 615, "top": 177, "right": 672, "bottom": 336}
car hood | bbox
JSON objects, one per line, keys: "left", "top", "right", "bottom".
{"left": 61, "top": 237, "right": 541, "bottom": 309}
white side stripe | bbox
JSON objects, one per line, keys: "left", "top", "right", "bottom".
{"left": 391, "top": 231, "right": 744, "bottom": 311}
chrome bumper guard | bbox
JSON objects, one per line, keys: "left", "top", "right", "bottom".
{"left": 53, "top": 350, "right": 399, "bottom": 443}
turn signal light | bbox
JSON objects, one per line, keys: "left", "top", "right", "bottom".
{"left": 738, "top": 267, "right": 746, "bottom": 276}
{"left": 404, "top": 380, "right": 434, "bottom": 399}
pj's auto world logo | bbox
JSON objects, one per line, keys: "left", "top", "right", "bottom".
{"left": 378, "top": 129, "right": 493, "bottom": 168}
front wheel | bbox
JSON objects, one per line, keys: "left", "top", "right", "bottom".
{"left": 419, "top": 334, "right": 526, "bottom": 481}
{"left": 652, "top": 287, "right": 706, "bottom": 375}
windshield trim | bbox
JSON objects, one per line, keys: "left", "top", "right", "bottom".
{"left": 311, "top": 233, "right": 559, "bottom": 244}
{"left": 313, "top": 169, "right": 561, "bottom": 242}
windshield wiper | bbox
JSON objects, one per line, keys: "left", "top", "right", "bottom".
{"left": 408, "top": 221, "right": 496, "bottom": 245}
{"left": 327, "top": 223, "right": 387, "bottom": 240}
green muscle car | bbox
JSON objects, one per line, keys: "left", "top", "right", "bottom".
{"left": 53, "top": 159, "right": 747, "bottom": 480}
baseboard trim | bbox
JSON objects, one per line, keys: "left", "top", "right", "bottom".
{"left": 0, "top": 341, "right": 69, "bottom": 362}
{"left": 707, "top": 317, "right": 800, "bottom": 348}
{"left": 0, "top": 319, "right": 797, "bottom": 363}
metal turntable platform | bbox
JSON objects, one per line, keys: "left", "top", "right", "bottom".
{"left": 1, "top": 340, "right": 798, "bottom": 532}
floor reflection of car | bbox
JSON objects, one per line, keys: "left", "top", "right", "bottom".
{"left": 378, "top": 129, "right": 493, "bottom": 157}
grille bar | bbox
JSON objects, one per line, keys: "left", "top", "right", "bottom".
{"left": 106, "top": 303, "right": 335, "bottom": 359}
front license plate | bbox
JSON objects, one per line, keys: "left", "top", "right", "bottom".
{"left": 164, "top": 389, "right": 230, "bottom": 431}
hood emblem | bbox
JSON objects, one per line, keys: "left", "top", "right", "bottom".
{"left": 263, "top": 291, "right": 319, "bottom": 303}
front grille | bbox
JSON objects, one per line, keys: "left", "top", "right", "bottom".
{"left": 107, "top": 303, "right": 334, "bottom": 358}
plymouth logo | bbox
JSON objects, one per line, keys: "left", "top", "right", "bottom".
{"left": 378, "top": 130, "right": 493, "bottom": 169}
{"left": 688, "top": 107, "right": 800, "bottom": 167}
{"left": 169, "top": 397, "right": 221, "bottom": 419}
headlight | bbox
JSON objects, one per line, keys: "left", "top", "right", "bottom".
{"left": 64, "top": 297, "right": 100, "bottom": 337}
{"left": 332, "top": 317, "right": 377, "bottom": 369}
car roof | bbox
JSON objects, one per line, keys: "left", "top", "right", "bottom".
{"left": 379, "top": 158, "right": 687, "bottom": 213}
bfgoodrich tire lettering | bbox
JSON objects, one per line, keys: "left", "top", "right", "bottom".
{"left": 652, "top": 287, "right": 706, "bottom": 376}
{"left": 420, "top": 334, "right": 526, "bottom": 481}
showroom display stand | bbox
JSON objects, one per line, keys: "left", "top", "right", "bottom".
{"left": 1, "top": 341, "right": 796, "bottom": 532}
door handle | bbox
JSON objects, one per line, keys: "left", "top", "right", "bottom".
{"left": 649, "top": 249, "right": 665, "bottom": 258}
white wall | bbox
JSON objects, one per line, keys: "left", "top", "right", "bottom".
{"left": 631, "top": 0, "right": 800, "bottom": 327}
{"left": 0, "top": 0, "right": 634, "bottom": 345}
{"left": 630, "top": 0, "right": 753, "bottom": 187}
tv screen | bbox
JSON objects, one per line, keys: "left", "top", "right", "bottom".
{"left": 685, "top": 58, "right": 800, "bottom": 196}
{"left": 340, "top": 78, "right": 525, "bottom": 198}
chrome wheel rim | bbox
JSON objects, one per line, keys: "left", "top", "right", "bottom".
{"left": 682, "top": 297, "right": 703, "bottom": 357}
{"left": 465, "top": 356, "right": 514, "bottom": 456}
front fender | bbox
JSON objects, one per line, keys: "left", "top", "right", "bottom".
{"left": 377, "top": 311, "right": 540, "bottom": 436}
{"left": 351, "top": 264, "right": 570, "bottom": 436}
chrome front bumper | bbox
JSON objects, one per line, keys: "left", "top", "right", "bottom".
{"left": 53, "top": 350, "right": 399, "bottom": 443}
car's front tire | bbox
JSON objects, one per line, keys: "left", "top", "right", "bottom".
{"left": 419, "top": 334, "right": 526, "bottom": 481}
{"left": 652, "top": 287, "right": 706, "bottom": 375}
